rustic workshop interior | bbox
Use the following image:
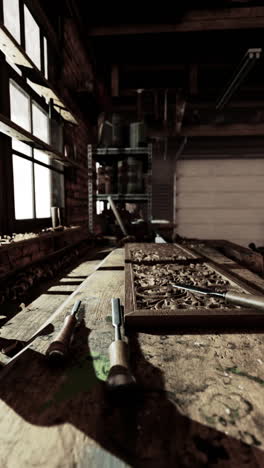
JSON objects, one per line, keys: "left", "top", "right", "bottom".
{"left": 1, "top": 1, "right": 264, "bottom": 467}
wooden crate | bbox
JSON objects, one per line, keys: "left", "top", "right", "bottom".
{"left": 125, "top": 243, "right": 264, "bottom": 329}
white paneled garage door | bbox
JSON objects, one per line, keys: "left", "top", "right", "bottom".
{"left": 176, "top": 159, "right": 264, "bottom": 247}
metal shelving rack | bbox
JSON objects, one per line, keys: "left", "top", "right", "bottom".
{"left": 87, "top": 144, "right": 152, "bottom": 232}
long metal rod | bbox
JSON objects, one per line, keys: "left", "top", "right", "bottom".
{"left": 171, "top": 282, "right": 224, "bottom": 298}
{"left": 216, "top": 48, "right": 262, "bottom": 110}
{"left": 107, "top": 196, "right": 128, "bottom": 236}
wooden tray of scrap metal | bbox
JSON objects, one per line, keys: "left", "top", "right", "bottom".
{"left": 124, "top": 243, "right": 264, "bottom": 329}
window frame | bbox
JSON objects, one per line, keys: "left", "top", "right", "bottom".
{"left": 0, "top": 63, "right": 65, "bottom": 235}
{"left": 1, "top": 0, "right": 49, "bottom": 79}
{"left": 0, "top": 0, "right": 66, "bottom": 235}
{"left": 9, "top": 78, "right": 65, "bottom": 224}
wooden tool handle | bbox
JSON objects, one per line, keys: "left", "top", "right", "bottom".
{"left": 107, "top": 341, "right": 136, "bottom": 390}
{"left": 46, "top": 315, "right": 76, "bottom": 359}
{"left": 109, "top": 340, "right": 129, "bottom": 368}
{"left": 225, "top": 291, "right": 264, "bottom": 311}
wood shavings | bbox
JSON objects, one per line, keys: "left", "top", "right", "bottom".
{"left": 132, "top": 261, "right": 242, "bottom": 310}
{"left": 130, "top": 247, "right": 192, "bottom": 263}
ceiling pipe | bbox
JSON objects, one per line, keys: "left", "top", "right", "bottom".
{"left": 216, "top": 48, "right": 262, "bottom": 111}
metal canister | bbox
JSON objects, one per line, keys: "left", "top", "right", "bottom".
{"left": 117, "top": 160, "right": 128, "bottom": 193}
{"left": 127, "top": 157, "right": 143, "bottom": 193}
{"left": 105, "top": 166, "right": 113, "bottom": 194}
{"left": 97, "top": 166, "right": 105, "bottom": 194}
{"left": 112, "top": 113, "right": 123, "bottom": 147}
{"left": 129, "top": 122, "right": 146, "bottom": 147}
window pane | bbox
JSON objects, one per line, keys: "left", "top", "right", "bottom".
{"left": 24, "top": 5, "right": 41, "bottom": 68}
{"left": 12, "top": 139, "right": 31, "bottom": 156}
{"left": 10, "top": 81, "right": 31, "bottom": 131}
{"left": 34, "top": 164, "right": 51, "bottom": 218}
{"left": 34, "top": 149, "right": 50, "bottom": 165}
{"left": 3, "top": 0, "right": 21, "bottom": 43}
{"left": 32, "top": 102, "right": 49, "bottom": 143}
{"left": 44, "top": 37, "right": 48, "bottom": 79}
{"left": 13, "top": 155, "right": 33, "bottom": 219}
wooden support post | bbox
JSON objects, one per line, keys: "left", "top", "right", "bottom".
{"left": 0, "top": 0, "right": 3, "bottom": 24}
{"left": 189, "top": 64, "right": 198, "bottom": 95}
{"left": 175, "top": 91, "right": 186, "bottom": 134}
{"left": 154, "top": 90, "right": 159, "bottom": 120}
{"left": 111, "top": 64, "right": 119, "bottom": 97}
{"left": 0, "top": 56, "right": 15, "bottom": 234}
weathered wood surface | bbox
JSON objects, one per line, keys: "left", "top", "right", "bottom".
{"left": 0, "top": 247, "right": 264, "bottom": 466}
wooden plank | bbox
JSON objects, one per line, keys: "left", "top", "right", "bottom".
{"left": 148, "top": 122, "right": 264, "bottom": 138}
{"left": 0, "top": 248, "right": 123, "bottom": 346}
{"left": 0, "top": 23, "right": 32, "bottom": 66}
{"left": 28, "top": 82, "right": 78, "bottom": 124}
{"left": 0, "top": 24, "right": 78, "bottom": 124}
{"left": 88, "top": 8, "right": 264, "bottom": 35}
{"left": 125, "top": 307, "right": 264, "bottom": 328}
{"left": 1, "top": 247, "right": 264, "bottom": 466}
{"left": 0, "top": 249, "right": 128, "bottom": 467}
{"left": 192, "top": 240, "right": 264, "bottom": 278}
{"left": 0, "top": 112, "right": 83, "bottom": 168}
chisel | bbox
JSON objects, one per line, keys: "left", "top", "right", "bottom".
{"left": 46, "top": 300, "right": 82, "bottom": 363}
{"left": 171, "top": 283, "right": 264, "bottom": 311}
{"left": 106, "top": 298, "right": 136, "bottom": 395}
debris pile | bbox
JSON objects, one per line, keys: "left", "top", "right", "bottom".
{"left": 0, "top": 240, "right": 89, "bottom": 305}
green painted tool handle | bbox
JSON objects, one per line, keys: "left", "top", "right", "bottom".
{"left": 225, "top": 291, "right": 264, "bottom": 311}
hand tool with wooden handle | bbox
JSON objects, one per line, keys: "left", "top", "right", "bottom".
{"left": 46, "top": 300, "right": 82, "bottom": 363}
{"left": 106, "top": 298, "right": 136, "bottom": 394}
{"left": 171, "top": 283, "right": 264, "bottom": 311}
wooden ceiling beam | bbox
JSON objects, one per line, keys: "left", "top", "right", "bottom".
{"left": 148, "top": 122, "right": 264, "bottom": 138}
{"left": 88, "top": 8, "right": 264, "bottom": 35}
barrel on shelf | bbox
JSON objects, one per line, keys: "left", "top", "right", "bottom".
{"left": 129, "top": 122, "right": 146, "bottom": 147}
{"left": 105, "top": 166, "right": 114, "bottom": 194}
{"left": 126, "top": 157, "right": 143, "bottom": 193}
{"left": 97, "top": 166, "right": 105, "bottom": 194}
{"left": 117, "top": 160, "right": 128, "bottom": 193}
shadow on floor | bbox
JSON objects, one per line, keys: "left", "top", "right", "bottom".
{"left": 0, "top": 248, "right": 111, "bottom": 326}
{"left": 0, "top": 324, "right": 262, "bottom": 467}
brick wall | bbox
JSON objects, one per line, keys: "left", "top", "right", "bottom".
{"left": 56, "top": 18, "right": 98, "bottom": 227}
{"left": 0, "top": 227, "right": 91, "bottom": 279}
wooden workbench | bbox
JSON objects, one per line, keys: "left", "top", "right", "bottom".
{"left": 0, "top": 247, "right": 264, "bottom": 467}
